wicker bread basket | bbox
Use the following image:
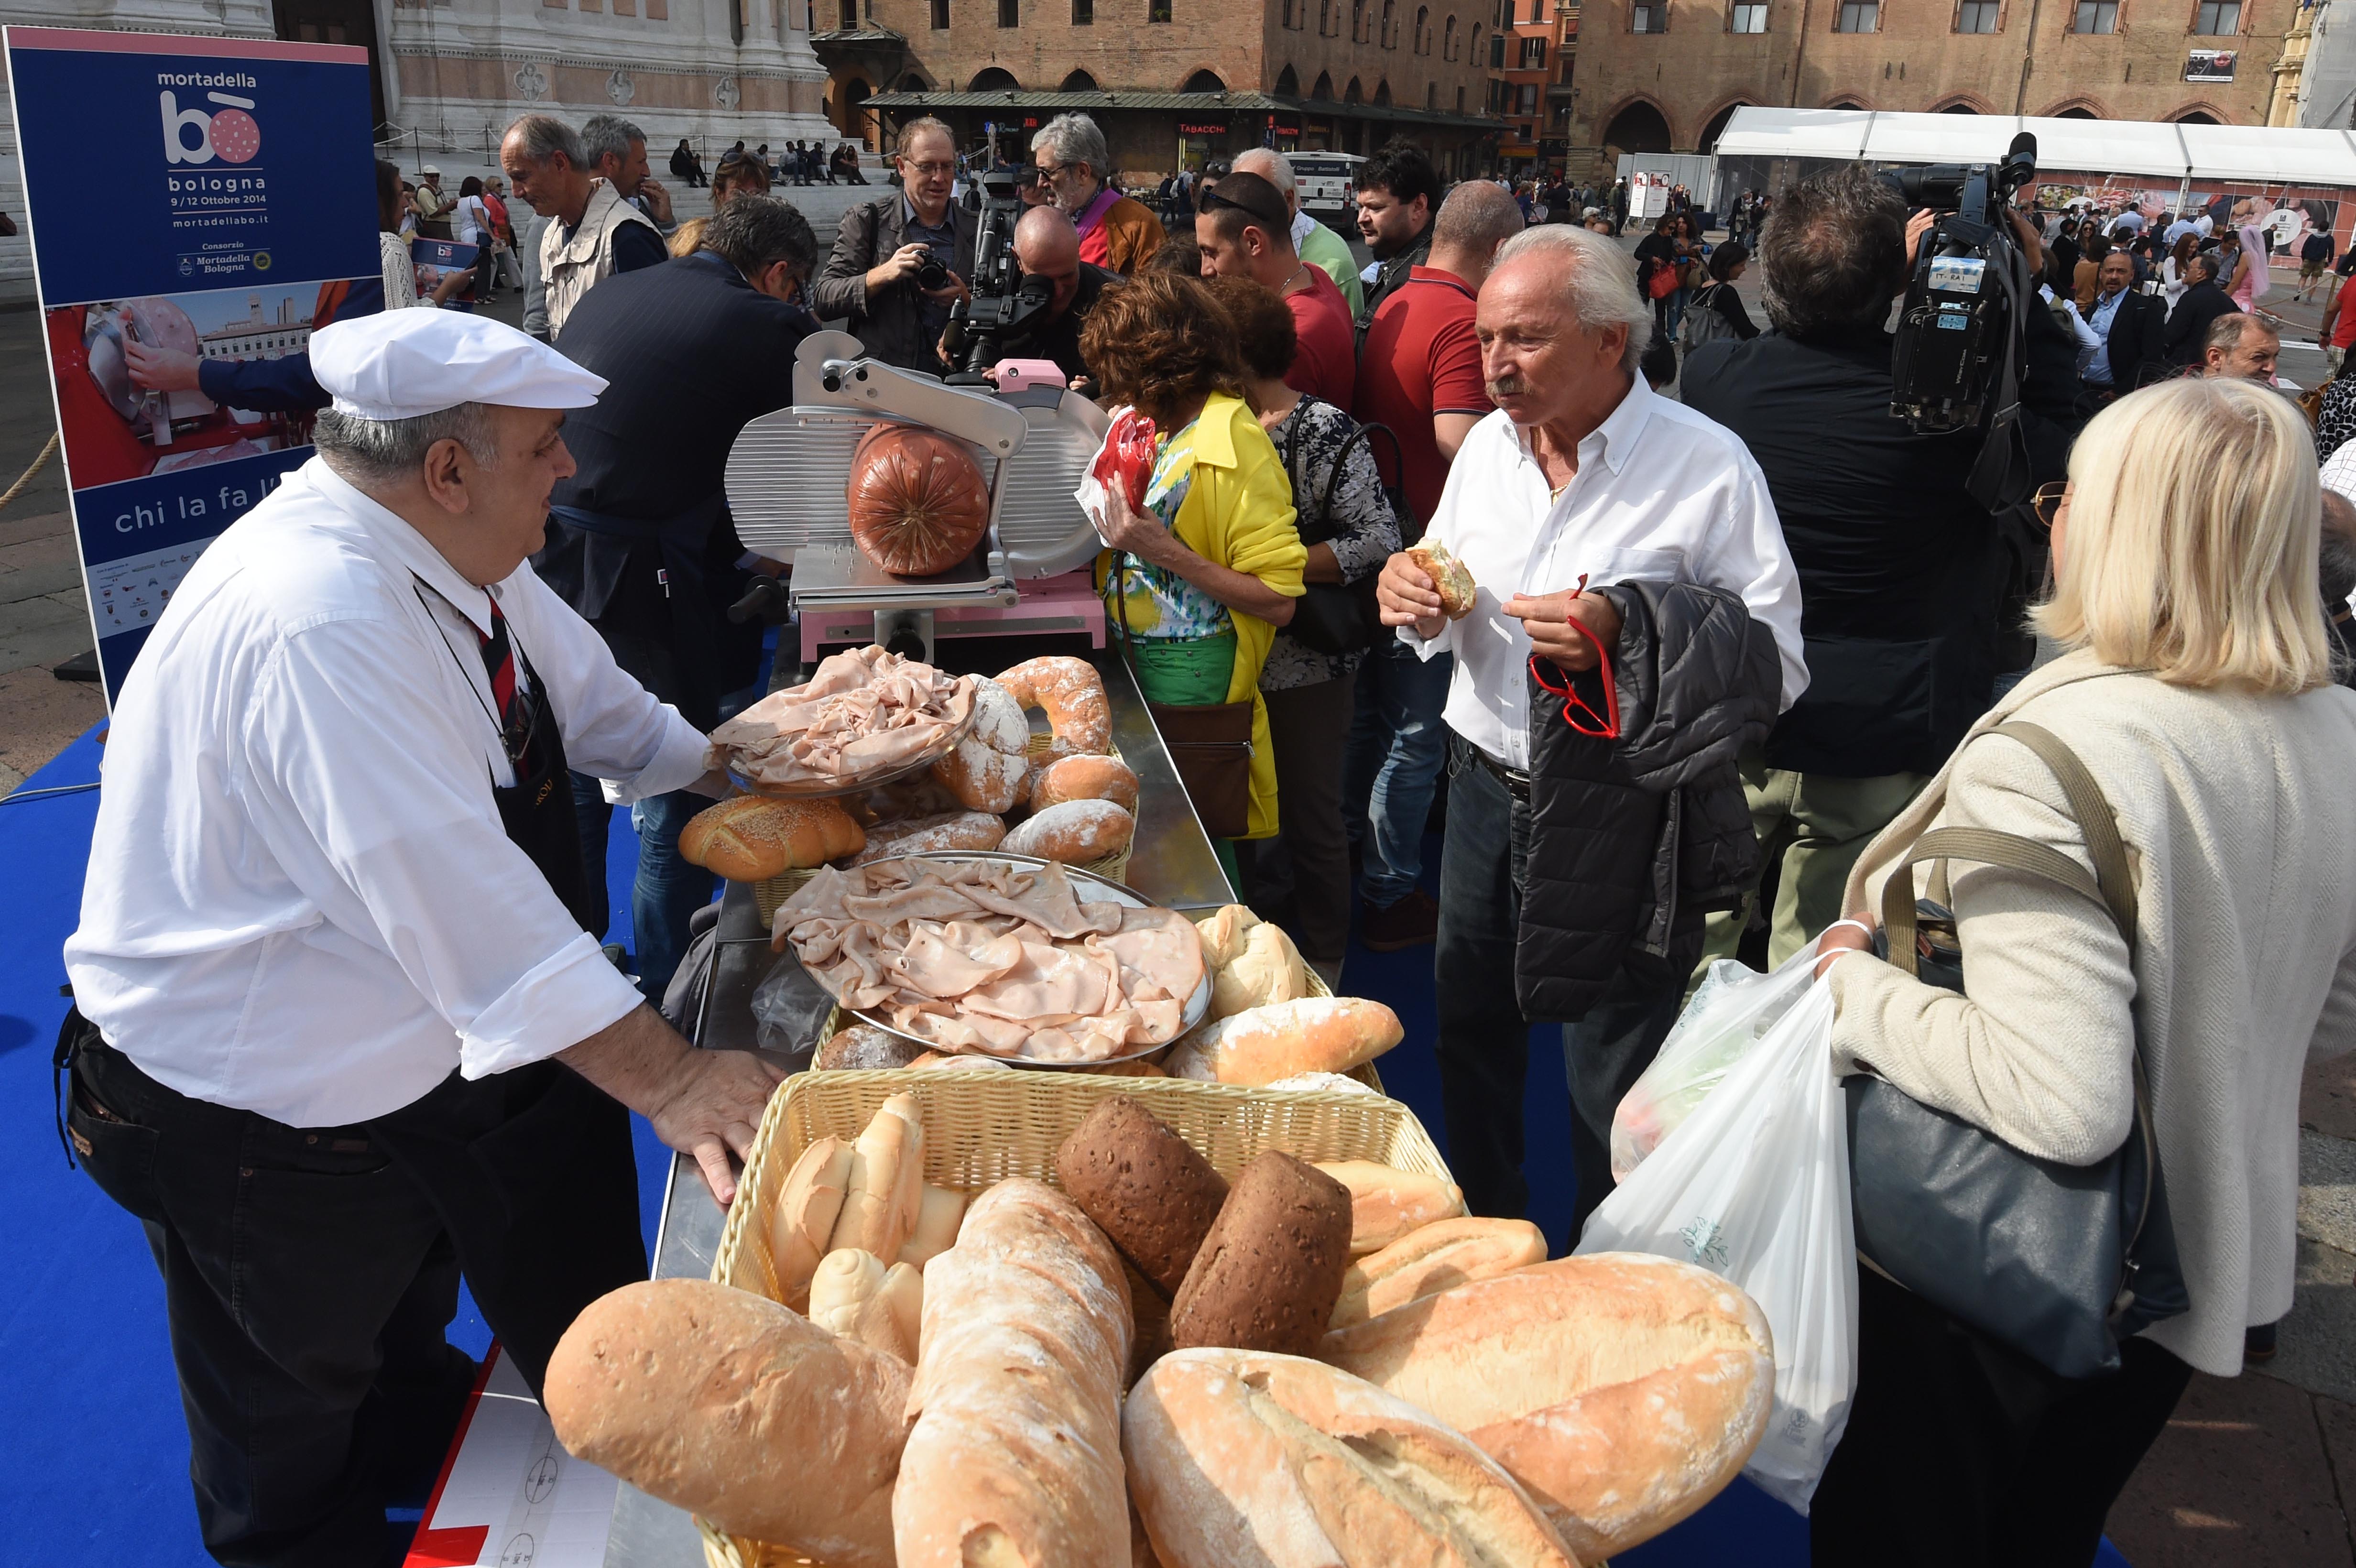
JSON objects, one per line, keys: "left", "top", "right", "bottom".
{"left": 695, "top": 1064, "right": 1447, "bottom": 1568}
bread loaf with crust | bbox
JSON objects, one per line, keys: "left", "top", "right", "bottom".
{"left": 1170, "top": 1152, "right": 1353, "bottom": 1356}
{"left": 1331, "top": 1216, "right": 1548, "bottom": 1328}
{"left": 894, "top": 1178, "right": 1133, "bottom": 1568}
{"left": 1054, "top": 1094, "right": 1230, "bottom": 1296}
{"left": 827, "top": 1091, "right": 924, "bottom": 1261}
{"left": 1165, "top": 997, "right": 1404, "bottom": 1086}
{"left": 1313, "top": 1160, "right": 1467, "bottom": 1255}
{"left": 765, "top": 1135, "right": 853, "bottom": 1310}
{"left": 1321, "top": 1252, "right": 1776, "bottom": 1561}
{"left": 544, "top": 1279, "right": 909, "bottom": 1568}
{"left": 1192, "top": 904, "right": 1260, "bottom": 970}
{"left": 897, "top": 1183, "right": 967, "bottom": 1268}
{"left": 1126, "top": 1349, "right": 1578, "bottom": 1568}
{"left": 1032, "top": 753, "right": 1141, "bottom": 813}
{"left": 850, "top": 808, "right": 1007, "bottom": 866}
{"left": 816, "top": 1024, "right": 931, "bottom": 1071}
{"left": 679, "top": 795, "right": 867, "bottom": 881}
{"left": 1209, "top": 919, "right": 1309, "bottom": 1020}
{"left": 1002, "top": 798, "right": 1135, "bottom": 862}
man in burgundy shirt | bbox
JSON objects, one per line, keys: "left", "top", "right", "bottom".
{"left": 1344, "top": 181, "right": 1523, "bottom": 950}
{"left": 1196, "top": 171, "right": 1355, "bottom": 412}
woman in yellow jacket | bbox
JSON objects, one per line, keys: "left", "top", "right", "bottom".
{"left": 1079, "top": 272, "right": 1307, "bottom": 879}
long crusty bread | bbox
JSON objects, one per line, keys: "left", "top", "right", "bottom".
{"left": 543, "top": 1279, "right": 909, "bottom": 1568}
{"left": 1321, "top": 1252, "right": 1775, "bottom": 1562}
{"left": 1332, "top": 1216, "right": 1549, "bottom": 1328}
{"left": 767, "top": 1135, "right": 853, "bottom": 1310}
{"left": 828, "top": 1091, "right": 924, "bottom": 1261}
{"left": 1126, "top": 1348, "right": 1578, "bottom": 1568}
{"left": 1164, "top": 997, "right": 1404, "bottom": 1086}
{"left": 679, "top": 794, "right": 867, "bottom": 880}
{"left": 894, "top": 1178, "right": 1134, "bottom": 1568}
{"left": 1313, "top": 1160, "right": 1468, "bottom": 1256}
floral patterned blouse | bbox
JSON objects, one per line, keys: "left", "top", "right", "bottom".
{"left": 1260, "top": 395, "right": 1403, "bottom": 690}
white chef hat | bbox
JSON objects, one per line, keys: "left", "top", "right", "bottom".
{"left": 310, "top": 309, "right": 607, "bottom": 422}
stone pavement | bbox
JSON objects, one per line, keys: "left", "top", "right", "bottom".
{"left": 0, "top": 305, "right": 103, "bottom": 791}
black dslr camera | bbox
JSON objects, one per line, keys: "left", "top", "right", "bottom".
{"left": 1884, "top": 132, "right": 2038, "bottom": 440}
{"left": 912, "top": 245, "right": 951, "bottom": 293}
{"left": 940, "top": 167, "right": 1054, "bottom": 383}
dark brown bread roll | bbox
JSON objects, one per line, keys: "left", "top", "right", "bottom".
{"left": 1169, "top": 1151, "right": 1352, "bottom": 1356}
{"left": 1053, "top": 1095, "right": 1229, "bottom": 1297}
{"left": 845, "top": 424, "right": 990, "bottom": 578}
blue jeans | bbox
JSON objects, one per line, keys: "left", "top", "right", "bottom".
{"left": 1343, "top": 641, "right": 1454, "bottom": 910}
{"left": 570, "top": 773, "right": 715, "bottom": 1002}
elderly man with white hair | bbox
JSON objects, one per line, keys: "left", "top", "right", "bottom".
{"left": 1030, "top": 111, "right": 1165, "bottom": 274}
{"left": 62, "top": 309, "right": 780, "bottom": 1567}
{"left": 1233, "top": 146, "right": 1365, "bottom": 317}
{"left": 1376, "top": 224, "right": 1805, "bottom": 1231}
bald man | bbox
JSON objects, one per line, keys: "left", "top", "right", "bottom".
{"left": 998, "top": 205, "right": 1117, "bottom": 389}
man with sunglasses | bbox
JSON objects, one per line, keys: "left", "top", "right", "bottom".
{"left": 1031, "top": 112, "right": 1165, "bottom": 275}
{"left": 812, "top": 117, "right": 977, "bottom": 372}
{"left": 1196, "top": 171, "right": 1356, "bottom": 412}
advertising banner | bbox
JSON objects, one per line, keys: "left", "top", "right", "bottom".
{"left": 2185, "top": 48, "right": 2237, "bottom": 82}
{"left": 4, "top": 27, "right": 377, "bottom": 699}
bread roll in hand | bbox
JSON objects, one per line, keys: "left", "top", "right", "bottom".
{"left": 1126, "top": 1349, "right": 1578, "bottom": 1568}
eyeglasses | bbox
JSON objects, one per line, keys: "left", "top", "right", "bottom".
{"left": 1037, "top": 160, "right": 1082, "bottom": 178}
{"left": 2030, "top": 480, "right": 2070, "bottom": 530}
{"left": 901, "top": 159, "right": 957, "bottom": 177}
{"left": 1196, "top": 186, "right": 1282, "bottom": 230}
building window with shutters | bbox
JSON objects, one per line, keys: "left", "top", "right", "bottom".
{"left": 1519, "top": 33, "right": 1547, "bottom": 62}
{"left": 930, "top": 0, "right": 948, "bottom": 22}
{"left": 1516, "top": 81, "right": 1538, "bottom": 112}
{"left": 2193, "top": 0, "right": 2237, "bottom": 30}
{"left": 1731, "top": 1, "right": 1766, "bottom": 28}
{"left": 1956, "top": 0, "right": 1998, "bottom": 26}
{"left": 1833, "top": 0, "right": 1875, "bottom": 26}
{"left": 2073, "top": 0, "right": 2116, "bottom": 29}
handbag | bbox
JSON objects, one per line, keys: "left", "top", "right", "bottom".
{"left": 1276, "top": 401, "right": 1401, "bottom": 658}
{"left": 1645, "top": 258, "right": 1680, "bottom": 300}
{"left": 1110, "top": 555, "right": 1256, "bottom": 840}
{"left": 1848, "top": 719, "right": 2189, "bottom": 1380}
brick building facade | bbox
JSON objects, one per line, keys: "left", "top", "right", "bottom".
{"left": 1570, "top": 0, "right": 2293, "bottom": 161}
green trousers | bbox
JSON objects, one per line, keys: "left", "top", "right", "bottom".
{"left": 1695, "top": 746, "right": 1932, "bottom": 979}
{"left": 1127, "top": 631, "right": 1243, "bottom": 888}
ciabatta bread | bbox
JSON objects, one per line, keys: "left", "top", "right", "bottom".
{"left": 1165, "top": 997, "right": 1404, "bottom": 1086}
{"left": 679, "top": 794, "right": 867, "bottom": 880}
{"left": 766, "top": 1135, "right": 853, "bottom": 1310}
{"left": 544, "top": 1279, "right": 909, "bottom": 1568}
{"left": 894, "top": 1178, "right": 1134, "bottom": 1568}
{"left": 1331, "top": 1216, "right": 1548, "bottom": 1328}
{"left": 1321, "top": 1252, "right": 1775, "bottom": 1561}
{"left": 1126, "top": 1349, "right": 1578, "bottom": 1568}
{"left": 1313, "top": 1160, "right": 1467, "bottom": 1255}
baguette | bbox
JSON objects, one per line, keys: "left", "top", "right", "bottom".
{"left": 543, "top": 1279, "right": 909, "bottom": 1568}
{"left": 1321, "top": 1252, "right": 1775, "bottom": 1561}
{"left": 679, "top": 794, "right": 867, "bottom": 880}
{"left": 1126, "top": 1349, "right": 1578, "bottom": 1568}
{"left": 897, "top": 1183, "right": 967, "bottom": 1268}
{"left": 1331, "top": 1216, "right": 1548, "bottom": 1328}
{"left": 1313, "top": 1160, "right": 1468, "bottom": 1255}
{"left": 828, "top": 1091, "right": 925, "bottom": 1261}
{"left": 1165, "top": 997, "right": 1404, "bottom": 1086}
{"left": 766, "top": 1135, "right": 854, "bottom": 1310}
{"left": 894, "top": 1178, "right": 1134, "bottom": 1568}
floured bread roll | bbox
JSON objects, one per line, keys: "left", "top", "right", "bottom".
{"left": 1210, "top": 919, "right": 1309, "bottom": 1020}
{"left": 1193, "top": 904, "right": 1261, "bottom": 970}
{"left": 1166, "top": 997, "right": 1404, "bottom": 1086}
{"left": 1331, "top": 1216, "right": 1548, "bottom": 1328}
{"left": 1321, "top": 1252, "right": 1776, "bottom": 1561}
{"left": 1126, "top": 1349, "right": 1578, "bottom": 1568}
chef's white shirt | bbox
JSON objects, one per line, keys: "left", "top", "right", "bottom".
{"left": 65, "top": 457, "right": 711, "bottom": 1128}
{"left": 1403, "top": 376, "right": 1808, "bottom": 771}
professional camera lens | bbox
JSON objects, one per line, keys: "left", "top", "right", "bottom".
{"left": 915, "top": 248, "right": 950, "bottom": 291}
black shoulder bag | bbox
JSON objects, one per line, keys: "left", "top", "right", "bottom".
{"left": 1276, "top": 399, "right": 1404, "bottom": 659}
{"left": 1849, "top": 719, "right": 2188, "bottom": 1380}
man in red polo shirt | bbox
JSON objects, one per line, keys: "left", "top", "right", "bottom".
{"left": 1196, "top": 170, "right": 1355, "bottom": 412}
{"left": 1344, "top": 180, "right": 1524, "bottom": 951}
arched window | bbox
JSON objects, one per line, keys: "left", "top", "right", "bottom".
{"left": 1312, "top": 69, "right": 1335, "bottom": 98}
{"left": 1374, "top": 78, "right": 1392, "bottom": 103}
{"left": 970, "top": 66, "right": 1020, "bottom": 90}
{"left": 2175, "top": 108, "right": 2220, "bottom": 123}
{"left": 1345, "top": 75, "right": 1363, "bottom": 103}
{"left": 1276, "top": 64, "right": 1301, "bottom": 95}
{"left": 1444, "top": 12, "right": 1458, "bottom": 55}
{"left": 1415, "top": 3, "right": 1430, "bottom": 48}
{"left": 1382, "top": 0, "right": 1396, "bottom": 44}
{"left": 1061, "top": 68, "right": 1100, "bottom": 89}
{"left": 1182, "top": 68, "right": 1227, "bottom": 92}
{"left": 1427, "top": 80, "right": 1438, "bottom": 107}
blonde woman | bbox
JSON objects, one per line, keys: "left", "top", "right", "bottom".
{"left": 1808, "top": 376, "right": 2356, "bottom": 1566}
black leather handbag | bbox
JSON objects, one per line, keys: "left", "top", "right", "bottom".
{"left": 1848, "top": 719, "right": 2189, "bottom": 1380}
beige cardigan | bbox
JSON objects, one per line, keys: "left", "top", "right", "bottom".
{"left": 1827, "top": 649, "right": 2356, "bottom": 1377}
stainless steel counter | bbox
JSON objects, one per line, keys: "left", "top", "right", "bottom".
{"left": 603, "top": 645, "right": 1231, "bottom": 1566}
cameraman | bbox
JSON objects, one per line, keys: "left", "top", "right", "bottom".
{"left": 955, "top": 205, "right": 1115, "bottom": 389}
{"left": 813, "top": 117, "right": 976, "bottom": 372}
{"left": 1679, "top": 164, "right": 2081, "bottom": 968}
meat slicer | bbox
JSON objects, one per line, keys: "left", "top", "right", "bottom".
{"left": 723, "top": 331, "right": 1112, "bottom": 667}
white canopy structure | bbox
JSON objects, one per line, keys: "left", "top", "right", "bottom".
{"left": 1713, "top": 106, "right": 2356, "bottom": 187}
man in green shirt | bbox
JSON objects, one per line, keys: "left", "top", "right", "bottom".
{"left": 1233, "top": 148, "right": 1363, "bottom": 319}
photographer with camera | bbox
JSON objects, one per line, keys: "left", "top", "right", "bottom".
{"left": 946, "top": 205, "right": 1115, "bottom": 389}
{"left": 1680, "top": 163, "right": 2082, "bottom": 970}
{"left": 813, "top": 118, "right": 976, "bottom": 372}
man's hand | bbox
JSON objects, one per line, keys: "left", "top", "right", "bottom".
{"left": 863, "top": 242, "right": 932, "bottom": 294}
{"left": 1905, "top": 208, "right": 1938, "bottom": 269}
{"left": 2006, "top": 205, "right": 2045, "bottom": 278}
{"left": 122, "top": 336, "right": 205, "bottom": 395}
{"left": 646, "top": 1048, "right": 785, "bottom": 1205}
{"left": 922, "top": 270, "right": 971, "bottom": 307}
{"left": 638, "top": 176, "right": 675, "bottom": 228}
{"left": 1505, "top": 588, "right": 1621, "bottom": 672}
{"left": 1376, "top": 551, "right": 1445, "bottom": 639}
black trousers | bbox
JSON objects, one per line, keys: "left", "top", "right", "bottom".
{"left": 69, "top": 1031, "right": 645, "bottom": 1568}
{"left": 1432, "top": 738, "right": 1695, "bottom": 1231}
{"left": 1811, "top": 1266, "right": 2195, "bottom": 1568}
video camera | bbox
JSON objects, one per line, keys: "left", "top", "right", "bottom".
{"left": 1885, "top": 134, "right": 2039, "bottom": 431}
{"left": 940, "top": 166, "right": 1054, "bottom": 384}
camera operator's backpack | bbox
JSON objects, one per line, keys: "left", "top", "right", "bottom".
{"left": 1679, "top": 283, "right": 1739, "bottom": 354}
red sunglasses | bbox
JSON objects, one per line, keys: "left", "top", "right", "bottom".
{"left": 1527, "top": 576, "right": 1620, "bottom": 740}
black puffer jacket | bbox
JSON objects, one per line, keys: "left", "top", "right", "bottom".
{"left": 1516, "top": 579, "right": 1785, "bottom": 1021}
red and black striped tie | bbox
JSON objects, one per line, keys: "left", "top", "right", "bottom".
{"left": 477, "top": 599, "right": 531, "bottom": 769}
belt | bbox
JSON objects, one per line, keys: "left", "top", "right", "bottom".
{"left": 1467, "top": 740, "right": 1532, "bottom": 803}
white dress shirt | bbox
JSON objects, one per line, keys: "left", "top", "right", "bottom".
{"left": 65, "top": 457, "right": 711, "bottom": 1128}
{"left": 1403, "top": 377, "right": 1808, "bottom": 771}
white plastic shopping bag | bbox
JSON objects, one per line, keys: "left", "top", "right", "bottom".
{"left": 1610, "top": 941, "right": 1823, "bottom": 1181}
{"left": 1577, "top": 976, "right": 1857, "bottom": 1514}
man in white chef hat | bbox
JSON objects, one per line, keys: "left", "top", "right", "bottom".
{"left": 62, "top": 309, "right": 783, "bottom": 1568}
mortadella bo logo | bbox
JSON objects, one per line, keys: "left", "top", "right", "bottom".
{"left": 160, "top": 73, "right": 262, "bottom": 165}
